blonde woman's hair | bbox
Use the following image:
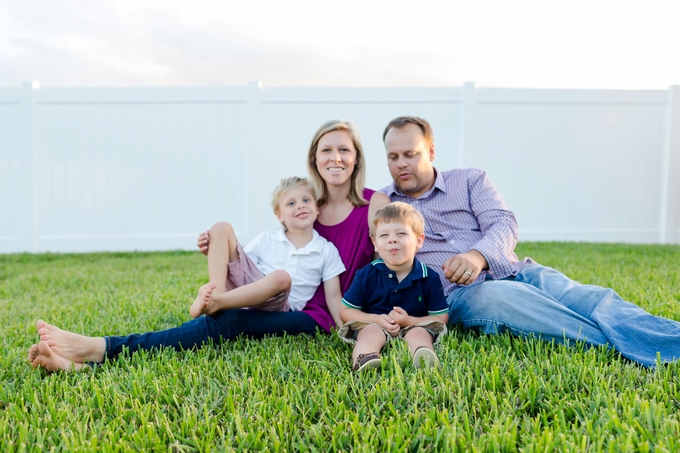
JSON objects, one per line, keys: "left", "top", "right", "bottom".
{"left": 370, "top": 202, "right": 425, "bottom": 238}
{"left": 306, "top": 120, "right": 368, "bottom": 207}
{"left": 271, "top": 176, "right": 311, "bottom": 213}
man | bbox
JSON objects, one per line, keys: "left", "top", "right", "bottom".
{"left": 380, "top": 116, "right": 680, "bottom": 368}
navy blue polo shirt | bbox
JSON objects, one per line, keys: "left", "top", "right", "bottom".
{"left": 342, "top": 258, "right": 448, "bottom": 317}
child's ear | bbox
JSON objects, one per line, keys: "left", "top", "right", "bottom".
{"left": 415, "top": 233, "right": 425, "bottom": 249}
{"left": 370, "top": 236, "right": 377, "bottom": 251}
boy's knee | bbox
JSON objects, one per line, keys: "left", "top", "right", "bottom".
{"left": 210, "top": 222, "right": 235, "bottom": 237}
{"left": 269, "top": 270, "right": 292, "bottom": 292}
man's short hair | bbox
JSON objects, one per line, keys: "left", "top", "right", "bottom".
{"left": 371, "top": 202, "right": 425, "bottom": 237}
{"left": 382, "top": 116, "right": 434, "bottom": 145}
{"left": 271, "top": 176, "right": 311, "bottom": 213}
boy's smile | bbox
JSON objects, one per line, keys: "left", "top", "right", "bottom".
{"left": 372, "top": 221, "right": 424, "bottom": 275}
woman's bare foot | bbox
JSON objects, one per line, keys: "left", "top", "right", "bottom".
{"left": 28, "top": 341, "right": 86, "bottom": 373}
{"left": 190, "top": 282, "right": 218, "bottom": 318}
{"left": 36, "top": 319, "right": 106, "bottom": 363}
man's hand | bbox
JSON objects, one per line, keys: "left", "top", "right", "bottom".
{"left": 442, "top": 250, "right": 488, "bottom": 285}
{"left": 197, "top": 230, "right": 210, "bottom": 256}
{"left": 376, "top": 314, "right": 401, "bottom": 337}
{"left": 388, "top": 306, "right": 412, "bottom": 327}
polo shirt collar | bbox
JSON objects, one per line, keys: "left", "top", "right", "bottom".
{"left": 385, "top": 168, "right": 447, "bottom": 198}
{"left": 275, "top": 227, "right": 323, "bottom": 254}
{"left": 371, "top": 257, "right": 430, "bottom": 283}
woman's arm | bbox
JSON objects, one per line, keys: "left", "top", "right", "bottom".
{"left": 322, "top": 276, "right": 343, "bottom": 328}
{"left": 367, "top": 192, "right": 391, "bottom": 258}
{"left": 368, "top": 192, "right": 391, "bottom": 225}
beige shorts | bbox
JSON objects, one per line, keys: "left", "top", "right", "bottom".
{"left": 337, "top": 320, "right": 447, "bottom": 345}
{"left": 227, "top": 244, "right": 290, "bottom": 312}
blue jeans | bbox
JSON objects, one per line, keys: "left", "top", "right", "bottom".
{"left": 104, "top": 309, "right": 319, "bottom": 360}
{"left": 447, "top": 264, "right": 680, "bottom": 368}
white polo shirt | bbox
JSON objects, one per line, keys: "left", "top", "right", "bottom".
{"left": 244, "top": 227, "right": 346, "bottom": 311}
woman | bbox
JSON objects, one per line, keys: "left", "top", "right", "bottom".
{"left": 28, "top": 120, "right": 390, "bottom": 372}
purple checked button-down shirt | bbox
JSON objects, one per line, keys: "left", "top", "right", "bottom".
{"left": 381, "top": 167, "right": 529, "bottom": 296}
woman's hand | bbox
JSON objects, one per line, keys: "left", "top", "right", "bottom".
{"left": 197, "top": 230, "right": 210, "bottom": 256}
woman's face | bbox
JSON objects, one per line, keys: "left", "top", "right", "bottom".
{"left": 315, "top": 130, "right": 357, "bottom": 187}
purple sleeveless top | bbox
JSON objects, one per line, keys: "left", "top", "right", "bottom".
{"left": 302, "top": 188, "right": 376, "bottom": 332}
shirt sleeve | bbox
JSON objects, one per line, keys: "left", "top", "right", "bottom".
{"left": 341, "top": 268, "right": 366, "bottom": 310}
{"left": 321, "top": 241, "right": 346, "bottom": 282}
{"left": 424, "top": 270, "right": 449, "bottom": 315}
{"left": 467, "top": 170, "right": 519, "bottom": 279}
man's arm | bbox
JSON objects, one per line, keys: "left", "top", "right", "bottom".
{"left": 443, "top": 170, "right": 518, "bottom": 284}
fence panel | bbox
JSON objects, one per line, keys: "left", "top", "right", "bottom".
{"left": 0, "top": 83, "right": 678, "bottom": 253}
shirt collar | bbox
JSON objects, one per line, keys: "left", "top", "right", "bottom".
{"left": 384, "top": 168, "right": 446, "bottom": 199}
{"left": 371, "top": 257, "right": 429, "bottom": 282}
{"left": 275, "top": 227, "right": 322, "bottom": 254}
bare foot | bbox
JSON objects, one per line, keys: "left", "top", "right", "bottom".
{"left": 190, "top": 282, "right": 218, "bottom": 318}
{"left": 28, "top": 341, "right": 85, "bottom": 373}
{"left": 36, "top": 319, "right": 106, "bottom": 363}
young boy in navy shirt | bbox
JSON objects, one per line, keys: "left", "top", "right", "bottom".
{"left": 338, "top": 202, "right": 449, "bottom": 371}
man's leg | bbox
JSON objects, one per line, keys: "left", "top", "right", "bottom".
{"left": 448, "top": 278, "right": 611, "bottom": 348}
{"left": 516, "top": 264, "right": 680, "bottom": 367}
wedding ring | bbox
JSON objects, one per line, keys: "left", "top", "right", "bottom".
{"left": 464, "top": 271, "right": 472, "bottom": 277}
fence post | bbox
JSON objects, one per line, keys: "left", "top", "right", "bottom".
{"left": 660, "top": 85, "right": 680, "bottom": 244}
{"left": 460, "top": 81, "right": 477, "bottom": 168}
{"left": 245, "top": 80, "right": 262, "bottom": 233}
{"left": 21, "top": 81, "right": 38, "bottom": 252}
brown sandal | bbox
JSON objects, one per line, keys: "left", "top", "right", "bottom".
{"left": 352, "top": 352, "right": 381, "bottom": 372}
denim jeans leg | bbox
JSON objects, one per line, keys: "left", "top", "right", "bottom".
{"left": 210, "top": 309, "right": 320, "bottom": 340}
{"left": 448, "top": 277, "right": 610, "bottom": 349}
{"left": 105, "top": 315, "right": 222, "bottom": 359}
{"left": 104, "top": 309, "right": 320, "bottom": 360}
{"left": 515, "top": 264, "right": 680, "bottom": 367}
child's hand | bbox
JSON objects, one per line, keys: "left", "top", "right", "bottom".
{"left": 377, "top": 315, "right": 401, "bottom": 337}
{"left": 389, "top": 307, "right": 412, "bottom": 327}
{"left": 197, "top": 230, "right": 210, "bottom": 256}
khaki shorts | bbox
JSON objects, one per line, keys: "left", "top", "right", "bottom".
{"left": 337, "top": 320, "right": 447, "bottom": 345}
{"left": 227, "top": 244, "right": 290, "bottom": 312}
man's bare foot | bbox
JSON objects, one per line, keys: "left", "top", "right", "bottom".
{"left": 28, "top": 341, "right": 85, "bottom": 373}
{"left": 190, "top": 282, "right": 218, "bottom": 318}
{"left": 36, "top": 319, "right": 106, "bottom": 363}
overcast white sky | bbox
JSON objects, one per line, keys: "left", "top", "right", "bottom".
{"left": 1, "top": 0, "right": 678, "bottom": 89}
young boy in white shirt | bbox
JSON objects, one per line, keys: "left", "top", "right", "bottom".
{"left": 190, "top": 177, "right": 345, "bottom": 325}
{"left": 338, "top": 202, "right": 449, "bottom": 371}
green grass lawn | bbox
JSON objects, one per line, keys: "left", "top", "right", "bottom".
{"left": 1, "top": 243, "right": 679, "bottom": 452}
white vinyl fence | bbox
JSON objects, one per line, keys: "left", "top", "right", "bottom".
{"left": 1, "top": 81, "right": 679, "bottom": 253}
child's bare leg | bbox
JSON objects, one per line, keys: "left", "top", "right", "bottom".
{"left": 192, "top": 270, "right": 291, "bottom": 317}
{"left": 352, "top": 324, "right": 388, "bottom": 363}
{"left": 403, "top": 327, "right": 435, "bottom": 355}
{"left": 35, "top": 319, "right": 106, "bottom": 363}
{"left": 404, "top": 327, "right": 439, "bottom": 368}
{"left": 207, "top": 221, "right": 240, "bottom": 292}
{"left": 28, "top": 341, "right": 87, "bottom": 373}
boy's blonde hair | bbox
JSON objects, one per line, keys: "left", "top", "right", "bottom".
{"left": 370, "top": 202, "right": 425, "bottom": 237}
{"left": 271, "top": 176, "right": 312, "bottom": 213}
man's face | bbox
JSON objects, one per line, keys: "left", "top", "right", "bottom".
{"left": 384, "top": 124, "right": 436, "bottom": 198}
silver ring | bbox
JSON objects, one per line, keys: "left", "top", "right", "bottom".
{"left": 464, "top": 271, "right": 472, "bottom": 277}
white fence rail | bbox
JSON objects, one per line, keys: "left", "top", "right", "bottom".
{"left": 1, "top": 82, "right": 679, "bottom": 253}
